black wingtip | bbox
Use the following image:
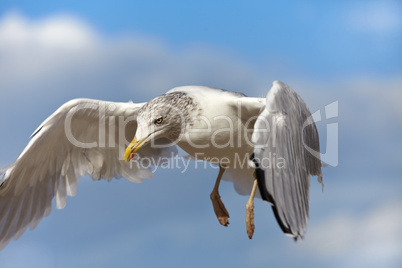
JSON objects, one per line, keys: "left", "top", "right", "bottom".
{"left": 250, "top": 153, "right": 295, "bottom": 238}
{"left": 270, "top": 203, "right": 293, "bottom": 237}
{"left": 250, "top": 153, "right": 274, "bottom": 204}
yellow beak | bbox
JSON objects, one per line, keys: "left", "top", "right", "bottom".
{"left": 124, "top": 135, "right": 149, "bottom": 162}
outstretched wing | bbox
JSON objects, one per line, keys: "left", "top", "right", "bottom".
{"left": 0, "top": 98, "right": 177, "bottom": 250}
{"left": 251, "top": 81, "right": 322, "bottom": 240}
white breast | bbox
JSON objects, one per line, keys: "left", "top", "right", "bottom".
{"left": 173, "top": 86, "right": 258, "bottom": 166}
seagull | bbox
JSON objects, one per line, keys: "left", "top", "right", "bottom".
{"left": 0, "top": 80, "right": 323, "bottom": 250}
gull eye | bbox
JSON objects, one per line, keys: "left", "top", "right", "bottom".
{"left": 154, "top": 117, "right": 163, "bottom": 125}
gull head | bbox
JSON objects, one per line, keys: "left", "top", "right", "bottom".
{"left": 124, "top": 91, "right": 197, "bottom": 162}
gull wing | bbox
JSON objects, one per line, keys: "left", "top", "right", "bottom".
{"left": 251, "top": 81, "right": 322, "bottom": 240}
{"left": 0, "top": 98, "right": 177, "bottom": 250}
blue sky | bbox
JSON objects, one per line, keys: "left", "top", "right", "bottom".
{"left": 1, "top": 0, "right": 401, "bottom": 78}
{"left": 0, "top": 1, "right": 401, "bottom": 267}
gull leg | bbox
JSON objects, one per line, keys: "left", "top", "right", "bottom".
{"left": 210, "top": 165, "right": 229, "bottom": 227}
{"left": 246, "top": 173, "right": 258, "bottom": 239}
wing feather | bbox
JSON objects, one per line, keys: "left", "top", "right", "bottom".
{"left": 0, "top": 98, "right": 177, "bottom": 249}
{"left": 251, "top": 81, "right": 322, "bottom": 240}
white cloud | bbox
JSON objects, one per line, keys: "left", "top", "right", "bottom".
{"left": 0, "top": 11, "right": 96, "bottom": 49}
{"left": 0, "top": 11, "right": 264, "bottom": 101}
{"left": 304, "top": 200, "right": 402, "bottom": 267}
